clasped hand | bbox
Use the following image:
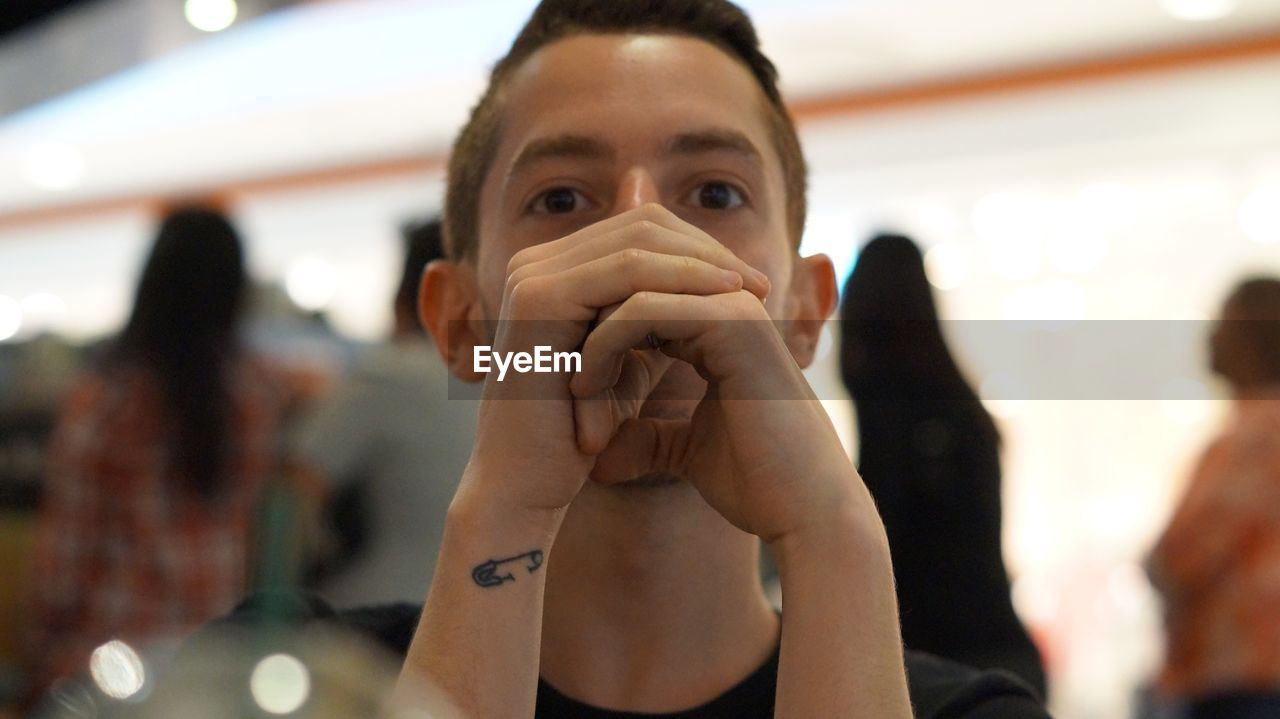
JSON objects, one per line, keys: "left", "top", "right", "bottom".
{"left": 469, "top": 204, "right": 860, "bottom": 545}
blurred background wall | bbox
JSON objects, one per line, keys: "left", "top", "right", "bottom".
{"left": 1, "top": 1, "right": 1279, "bottom": 716}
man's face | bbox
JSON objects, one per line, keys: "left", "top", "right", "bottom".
{"left": 471, "top": 32, "right": 797, "bottom": 319}
{"left": 422, "top": 32, "right": 825, "bottom": 482}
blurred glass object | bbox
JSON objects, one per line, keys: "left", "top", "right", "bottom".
{"left": 37, "top": 624, "right": 449, "bottom": 718}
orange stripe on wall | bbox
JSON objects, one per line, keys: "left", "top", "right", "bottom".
{"left": 2, "top": 30, "right": 1279, "bottom": 234}
{"left": 789, "top": 30, "right": 1280, "bottom": 120}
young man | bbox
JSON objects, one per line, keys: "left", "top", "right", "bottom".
{"left": 225, "top": 2, "right": 1049, "bottom": 717}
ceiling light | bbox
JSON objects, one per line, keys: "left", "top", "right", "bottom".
{"left": 185, "top": 0, "right": 238, "bottom": 33}
{"left": 1160, "top": 0, "right": 1236, "bottom": 21}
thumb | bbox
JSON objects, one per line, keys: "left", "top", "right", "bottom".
{"left": 588, "top": 416, "right": 691, "bottom": 485}
{"left": 574, "top": 348, "right": 674, "bottom": 454}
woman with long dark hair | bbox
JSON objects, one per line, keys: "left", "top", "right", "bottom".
{"left": 29, "top": 207, "right": 284, "bottom": 695}
{"left": 840, "top": 234, "right": 1045, "bottom": 695}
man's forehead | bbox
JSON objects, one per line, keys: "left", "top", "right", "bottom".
{"left": 508, "top": 32, "right": 757, "bottom": 89}
{"left": 493, "top": 33, "right": 775, "bottom": 169}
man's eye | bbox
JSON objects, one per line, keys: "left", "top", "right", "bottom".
{"left": 529, "top": 187, "right": 587, "bottom": 215}
{"left": 688, "top": 182, "right": 745, "bottom": 211}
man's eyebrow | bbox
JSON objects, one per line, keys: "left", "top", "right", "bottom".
{"left": 663, "top": 129, "right": 763, "bottom": 166}
{"left": 507, "top": 134, "right": 615, "bottom": 180}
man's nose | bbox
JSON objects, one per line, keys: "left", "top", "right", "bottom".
{"left": 612, "top": 167, "right": 662, "bottom": 215}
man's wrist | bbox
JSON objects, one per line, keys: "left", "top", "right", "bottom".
{"left": 447, "top": 466, "right": 567, "bottom": 541}
{"left": 767, "top": 490, "right": 892, "bottom": 579}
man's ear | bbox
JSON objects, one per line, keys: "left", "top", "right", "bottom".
{"left": 784, "top": 253, "right": 838, "bottom": 369}
{"left": 419, "top": 259, "right": 486, "bottom": 383}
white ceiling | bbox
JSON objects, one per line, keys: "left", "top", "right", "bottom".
{"left": 1, "top": 0, "right": 1278, "bottom": 215}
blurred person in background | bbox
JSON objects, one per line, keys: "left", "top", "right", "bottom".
{"left": 840, "top": 234, "right": 1046, "bottom": 695}
{"left": 289, "top": 217, "right": 477, "bottom": 606}
{"left": 24, "top": 206, "right": 285, "bottom": 701}
{"left": 1147, "top": 276, "right": 1280, "bottom": 719}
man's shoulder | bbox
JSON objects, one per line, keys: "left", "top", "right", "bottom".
{"left": 905, "top": 650, "right": 1051, "bottom": 719}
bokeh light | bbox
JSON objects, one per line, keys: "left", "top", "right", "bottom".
{"left": 0, "top": 295, "right": 22, "bottom": 341}
{"left": 1159, "top": 0, "right": 1237, "bottom": 21}
{"left": 972, "top": 191, "right": 1051, "bottom": 281}
{"left": 1239, "top": 182, "right": 1280, "bottom": 246}
{"left": 924, "top": 242, "right": 969, "bottom": 290}
{"left": 88, "top": 639, "right": 147, "bottom": 701}
{"left": 185, "top": 0, "right": 239, "bottom": 33}
{"left": 250, "top": 653, "right": 312, "bottom": 715}
{"left": 284, "top": 256, "right": 337, "bottom": 312}
{"left": 20, "top": 293, "right": 68, "bottom": 335}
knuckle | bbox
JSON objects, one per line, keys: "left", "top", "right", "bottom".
{"left": 635, "top": 202, "right": 669, "bottom": 224}
{"left": 506, "top": 264, "right": 531, "bottom": 289}
{"left": 631, "top": 290, "right": 656, "bottom": 306}
{"left": 629, "top": 219, "right": 661, "bottom": 240}
{"left": 506, "top": 276, "right": 548, "bottom": 311}
{"left": 506, "top": 248, "right": 535, "bottom": 278}
{"left": 724, "top": 290, "right": 762, "bottom": 319}
{"left": 619, "top": 247, "right": 648, "bottom": 266}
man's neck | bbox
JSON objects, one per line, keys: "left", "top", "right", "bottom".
{"left": 540, "top": 480, "right": 780, "bottom": 713}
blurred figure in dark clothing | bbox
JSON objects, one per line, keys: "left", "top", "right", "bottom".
{"left": 26, "top": 207, "right": 285, "bottom": 701}
{"left": 1146, "top": 277, "right": 1280, "bottom": 719}
{"left": 839, "top": 234, "right": 1045, "bottom": 695}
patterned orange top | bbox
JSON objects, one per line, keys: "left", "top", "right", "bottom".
{"left": 1148, "top": 392, "right": 1280, "bottom": 697}
{"left": 29, "top": 359, "right": 284, "bottom": 692}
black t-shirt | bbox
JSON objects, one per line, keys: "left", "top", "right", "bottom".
{"left": 217, "top": 593, "right": 1051, "bottom": 718}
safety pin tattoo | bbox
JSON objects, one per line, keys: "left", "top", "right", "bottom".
{"left": 471, "top": 549, "right": 545, "bottom": 588}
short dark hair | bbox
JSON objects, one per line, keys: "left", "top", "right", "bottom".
{"left": 443, "top": 0, "right": 807, "bottom": 261}
{"left": 397, "top": 216, "right": 445, "bottom": 318}
{"left": 1226, "top": 276, "right": 1280, "bottom": 381}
